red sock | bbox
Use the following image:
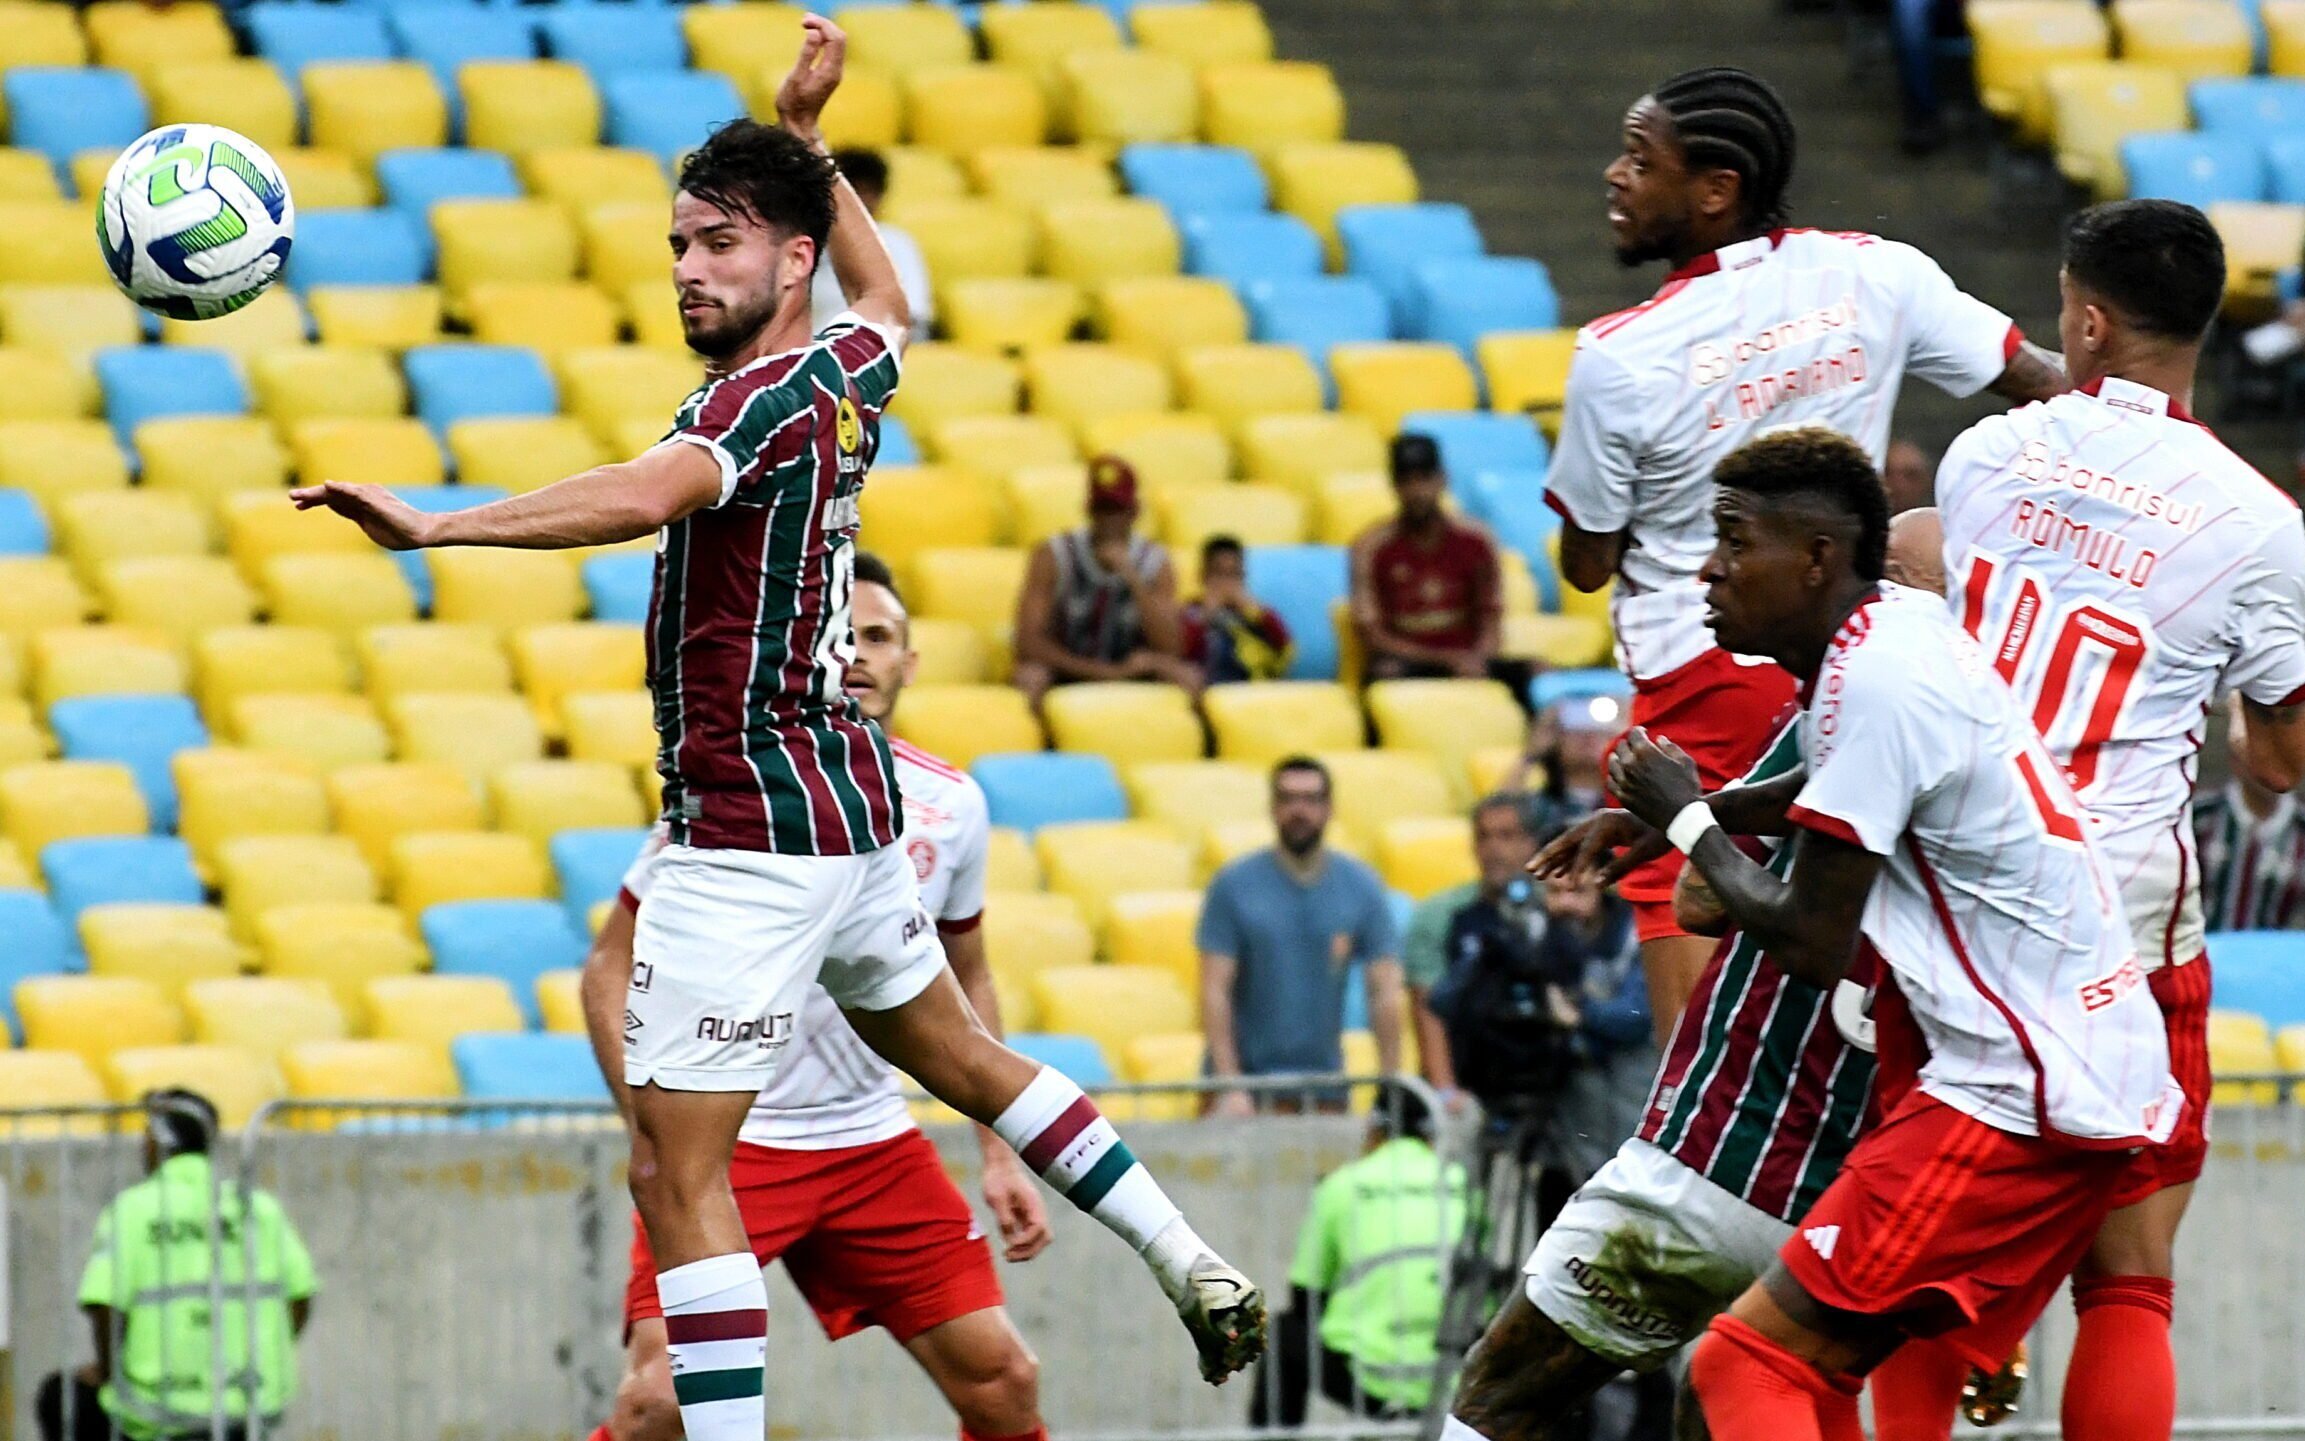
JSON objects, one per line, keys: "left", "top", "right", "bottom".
{"left": 961, "top": 1427, "right": 1046, "bottom": 1441}
{"left": 1868, "top": 1338, "right": 1971, "bottom": 1441}
{"left": 587, "top": 1428, "right": 613, "bottom": 1441}
{"left": 2064, "top": 1275, "right": 2175, "bottom": 1441}
{"left": 1692, "top": 1315, "right": 1857, "bottom": 1441}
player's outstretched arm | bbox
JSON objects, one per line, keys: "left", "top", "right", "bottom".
{"left": 1986, "top": 339, "right": 2067, "bottom": 404}
{"left": 773, "top": 17, "right": 910, "bottom": 344}
{"left": 291, "top": 441, "right": 723, "bottom": 550}
{"left": 2231, "top": 693, "right": 2305, "bottom": 794}
{"left": 1554, "top": 521, "right": 1629, "bottom": 595}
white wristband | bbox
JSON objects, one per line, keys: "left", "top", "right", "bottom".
{"left": 1666, "top": 802, "right": 1719, "bottom": 856}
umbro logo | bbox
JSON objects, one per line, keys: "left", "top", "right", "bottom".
{"left": 1803, "top": 1225, "right": 1840, "bottom": 1260}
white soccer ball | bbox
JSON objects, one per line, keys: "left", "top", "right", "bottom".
{"left": 97, "top": 123, "right": 295, "bottom": 320}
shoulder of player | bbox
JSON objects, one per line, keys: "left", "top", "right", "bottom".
{"left": 890, "top": 736, "right": 972, "bottom": 790}
{"left": 1823, "top": 593, "right": 1946, "bottom": 689}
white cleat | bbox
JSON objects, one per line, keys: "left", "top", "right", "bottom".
{"left": 1178, "top": 1256, "right": 1266, "bottom": 1384}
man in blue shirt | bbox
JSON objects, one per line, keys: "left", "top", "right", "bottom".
{"left": 1197, "top": 756, "right": 1404, "bottom": 1116}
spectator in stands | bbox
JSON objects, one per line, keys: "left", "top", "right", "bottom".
{"left": 1890, "top": 0, "right": 1955, "bottom": 154}
{"left": 1349, "top": 433, "right": 1530, "bottom": 701}
{"left": 1496, "top": 699, "right": 1618, "bottom": 819}
{"left": 1198, "top": 756, "right": 1404, "bottom": 1116}
{"left": 1182, "top": 535, "right": 1294, "bottom": 684}
{"left": 1011, "top": 455, "right": 1199, "bottom": 713}
{"left": 1248, "top": 1081, "right": 1467, "bottom": 1429}
{"left": 42, "top": 1090, "right": 317, "bottom": 1441}
{"left": 808, "top": 149, "right": 932, "bottom": 344}
{"left": 2196, "top": 699, "right": 2305, "bottom": 930}
{"left": 1883, "top": 437, "right": 1934, "bottom": 514}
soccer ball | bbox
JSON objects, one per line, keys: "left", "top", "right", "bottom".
{"left": 97, "top": 123, "right": 295, "bottom": 320}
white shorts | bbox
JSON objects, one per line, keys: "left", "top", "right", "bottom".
{"left": 1522, "top": 1137, "right": 1792, "bottom": 1370}
{"left": 625, "top": 842, "right": 945, "bottom": 1092}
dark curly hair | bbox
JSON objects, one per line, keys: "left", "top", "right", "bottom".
{"left": 1653, "top": 67, "right": 1797, "bottom": 229}
{"left": 1714, "top": 427, "right": 1889, "bottom": 582}
{"left": 676, "top": 118, "right": 837, "bottom": 253}
{"left": 2064, "top": 199, "right": 2225, "bottom": 343}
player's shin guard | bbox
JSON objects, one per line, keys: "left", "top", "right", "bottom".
{"left": 1868, "top": 1338, "right": 1971, "bottom": 1441}
{"left": 2063, "top": 1276, "right": 2175, "bottom": 1441}
{"left": 656, "top": 1253, "right": 768, "bottom": 1441}
{"left": 992, "top": 1067, "right": 1204, "bottom": 1290}
{"left": 1692, "top": 1315, "right": 1860, "bottom": 1441}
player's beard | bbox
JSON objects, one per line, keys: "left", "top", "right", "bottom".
{"left": 682, "top": 285, "right": 784, "bottom": 360}
{"left": 1612, "top": 202, "right": 1692, "bottom": 269}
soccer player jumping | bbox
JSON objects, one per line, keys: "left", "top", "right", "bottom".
{"left": 292, "top": 19, "right": 1264, "bottom": 1441}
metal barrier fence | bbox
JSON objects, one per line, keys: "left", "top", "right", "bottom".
{"left": 5, "top": 1075, "right": 2304, "bottom": 1440}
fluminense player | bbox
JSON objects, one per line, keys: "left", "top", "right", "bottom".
{"left": 291, "top": 20, "right": 1264, "bottom": 1440}
{"left": 584, "top": 556, "right": 1056, "bottom": 1441}
{"left": 1882, "top": 198, "right": 2305, "bottom": 1441}
{"left": 1544, "top": 66, "right": 2066, "bottom": 1045}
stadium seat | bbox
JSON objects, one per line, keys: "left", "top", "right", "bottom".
{"left": 2111, "top": 0, "right": 2251, "bottom": 83}
{"left": 910, "top": 547, "right": 1030, "bottom": 642}
{"left": 2274, "top": 0, "right": 2305, "bottom": 76}
{"left": 1078, "top": 411, "right": 1232, "bottom": 494}
{"left": 386, "top": 693, "right": 544, "bottom": 791}
{"left": 230, "top": 694, "right": 390, "bottom": 775}
{"left": 0, "top": 285, "right": 141, "bottom": 363}
{"left": 507, "top": 623, "right": 643, "bottom": 737}
{"left": 2270, "top": 134, "right": 2305, "bottom": 203}
{"left": 0, "top": 490, "right": 46, "bottom": 555}
{"left": 286, "top": 211, "right": 431, "bottom": 290}
{"left": 578, "top": 201, "right": 670, "bottom": 300}
{"left": 0, "top": 1048, "right": 106, "bottom": 1115}
{"left": 976, "top": 752, "right": 1132, "bottom": 834}
{"left": 418, "top": 552, "right": 580, "bottom": 636}
{"left": 840, "top": 0, "right": 974, "bottom": 75}
{"left": 78, "top": 0, "right": 227, "bottom": 86}
{"left": 103, "top": 1043, "right": 280, "bottom": 1126}
{"left": 0, "top": 149, "right": 60, "bottom": 203}
{"left": 304, "top": 62, "right": 451, "bottom": 168}
{"left": 1336, "top": 202, "right": 1485, "bottom": 329}
{"left": 375, "top": 146, "right": 522, "bottom": 223}
{"left": 1103, "top": 889, "right": 1204, "bottom": 997}
{"left": 1968, "top": 0, "right": 2111, "bottom": 143}
{"left": 0, "top": 0, "right": 88, "bottom": 80}
{"left": 1269, "top": 143, "right": 1420, "bottom": 262}
{"left": 1477, "top": 329, "right": 1578, "bottom": 430}
{"left": 17, "top": 973, "right": 184, "bottom": 1070}
{"left": 559, "top": 690, "right": 653, "bottom": 775}
{"left": 173, "top": 749, "right": 330, "bottom": 876}
{"left": 49, "top": 696, "right": 206, "bottom": 830}
{"left": 2045, "top": 62, "right": 2190, "bottom": 199}
{"left": 2211, "top": 200, "right": 2305, "bottom": 314}
{"left": 403, "top": 345, "right": 558, "bottom": 437}
{"left": 1203, "top": 679, "right": 1360, "bottom": 763}
{"left": 429, "top": 201, "right": 581, "bottom": 303}
{"left": 1031, "top": 964, "right": 1194, "bottom": 1065}
{"left": 1376, "top": 816, "right": 1477, "bottom": 900}
{"left": 78, "top": 902, "right": 242, "bottom": 998}
{"left": 982, "top": 2, "right": 1123, "bottom": 122}
{"left": 0, "top": 199, "right": 107, "bottom": 288}
{"left": 550, "top": 827, "right": 649, "bottom": 930}
{"left": 902, "top": 617, "right": 988, "bottom": 686}
{"left": 2, "top": 68, "right": 147, "bottom": 180}
{"left": 554, "top": 346, "right": 702, "bottom": 443}
{"left": 855, "top": 466, "right": 1004, "bottom": 579}
{"left": 815, "top": 66, "right": 906, "bottom": 152}
{"left": 1063, "top": 51, "right": 1200, "bottom": 148}
{"left": 982, "top": 828, "right": 1041, "bottom": 893}
{"left": 1239, "top": 544, "right": 1348, "bottom": 680}
{"left": 386, "top": 4, "right": 538, "bottom": 91}
{"left": 280, "top": 1037, "right": 460, "bottom": 1118}
{"left": 1037, "top": 819, "right": 1196, "bottom": 926}
{"left": 905, "top": 65, "right": 1050, "bottom": 156}
{"left": 28, "top": 625, "right": 186, "bottom": 709}
{"left": 0, "top": 350, "right": 100, "bottom": 422}
{"left": 891, "top": 686, "right": 1044, "bottom": 772}
{"left": 389, "top": 830, "right": 549, "bottom": 923}
{"left": 521, "top": 148, "right": 671, "bottom": 222}
{"left": 258, "top": 554, "right": 418, "bottom": 637}
{"left": 682, "top": 3, "right": 810, "bottom": 82}
{"left": 2119, "top": 132, "right": 2267, "bottom": 208}
{"left": 1094, "top": 275, "right": 1250, "bottom": 358}
{"left": 1180, "top": 211, "right": 1325, "bottom": 287}
{"left": 940, "top": 278, "right": 1087, "bottom": 354}
{"left": 1123, "top": 758, "right": 1269, "bottom": 837}
{"left": 2207, "top": 930, "right": 2305, "bottom": 1028}
{"left": 210, "top": 824, "right": 377, "bottom": 951}
{"left": 1021, "top": 346, "right": 1174, "bottom": 439}
{"left": 453, "top": 1031, "right": 607, "bottom": 1102}
{"left": 889, "top": 346, "right": 1025, "bottom": 436}
{"left": 582, "top": 552, "right": 655, "bottom": 626}
{"left": 1134, "top": 0, "right": 1273, "bottom": 64}
{"left": 189, "top": 627, "right": 348, "bottom": 731}
{"left": 1041, "top": 683, "right": 1203, "bottom": 766}
{"left": 152, "top": 289, "right": 310, "bottom": 361}
{"left": 95, "top": 348, "right": 247, "bottom": 447}
{"left": 1400, "top": 410, "right": 1549, "bottom": 480}
{"left": 1233, "top": 417, "right": 1382, "bottom": 507}
{"left": 2192, "top": 76, "right": 2305, "bottom": 134}
{"left": 42, "top": 836, "right": 202, "bottom": 931}
{"left": 2207, "top": 1008, "right": 2281, "bottom": 1106}
{"left": 1002, "top": 464, "right": 1090, "bottom": 548}
{"left": 1313, "top": 748, "right": 1458, "bottom": 851}
{"left": 969, "top": 146, "right": 1119, "bottom": 211}
{"left": 421, "top": 899, "right": 587, "bottom": 1026}
{"left": 132, "top": 420, "right": 290, "bottom": 510}
{"left": 1199, "top": 60, "right": 1345, "bottom": 152}
{"left": 462, "top": 62, "right": 602, "bottom": 157}
{"left": 248, "top": 347, "right": 407, "bottom": 430}
{"left": 1409, "top": 256, "right": 1560, "bottom": 357}
{"left": 1006, "top": 1031, "right": 1114, "bottom": 1086}
{"left": 890, "top": 196, "right": 1038, "bottom": 284}
{"left": 1160, "top": 484, "right": 1306, "bottom": 553}
{"left": 185, "top": 976, "right": 347, "bottom": 1067}
{"left": 982, "top": 889, "right": 1095, "bottom": 990}
{"left": 1173, "top": 343, "right": 1325, "bottom": 437}
{"left": 877, "top": 416, "right": 923, "bottom": 468}
{"left": 244, "top": 6, "right": 392, "bottom": 79}
{"left": 251, "top": 903, "right": 424, "bottom": 1027}
{"left": 536, "top": 968, "right": 585, "bottom": 1035}
{"left": 0, "top": 422, "right": 124, "bottom": 518}
{"left": 1242, "top": 276, "right": 1391, "bottom": 380}
{"left": 147, "top": 58, "right": 298, "bottom": 153}
{"left": 1331, "top": 344, "right": 1479, "bottom": 436}
{"left": 1365, "top": 678, "right": 1524, "bottom": 786}
{"left": 490, "top": 761, "right": 643, "bottom": 854}
{"left": 602, "top": 70, "right": 748, "bottom": 164}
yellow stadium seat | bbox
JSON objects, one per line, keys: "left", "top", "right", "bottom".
{"left": 490, "top": 760, "right": 644, "bottom": 850}
{"left": 522, "top": 147, "right": 668, "bottom": 218}
{"left": 1478, "top": 329, "right": 1579, "bottom": 432}
{"left": 1501, "top": 613, "right": 1609, "bottom": 669}
{"left": 2209, "top": 1009, "right": 2280, "bottom": 1106}
{"left": 889, "top": 344, "right": 1022, "bottom": 432}
{"left": 80, "top": 903, "right": 244, "bottom": 998}
{"left": 1135, "top": 1, "right": 1273, "bottom": 65}
{"left": 840, "top": 0, "right": 974, "bottom": 75}
{"left": 1036, "top": 820, "right": 1195, "bottom": 928}
{"left": 253, "top": 903, "right": 426, "bottom": 1028}
{"left": 941, "top": 277, "right": 1086, "bottom": 354}
{"left": 579, "top": 202, "right": 666, "bottom": 298}
{"left": 1042, "top": 682, "right": 1203, "bottom": 765}
{"left": 537, "top": 969, "right": 585, "bottom": 1034}
{"left": 248, "top": 347, "right": 406, "bottom": 428}
{"left": 807, "top": 64, "right": 906, "bottom": 151}
{"left": 0, "top": 348, "right": 99, "bottom": 421}
{"left": 928, "top": 414, "right": 1078, "bottom": 476}
{"left": 1037, "top": 198, "right": 1181, "bottom": 287}
{"left": 0, "top": 202, "right": 106, "bottom": 287}
{"left": 1078, "top": 411, "right": 1232, "bottom": 493}
{"left": 1498, "top": 551, "right": 1541, "bottom": 616}
{"left": 0, "top": 149, "right": 59, "bottom": 202}
{"left": 0, "top": 1, "right": 88, "bottom": 77}
{"left": 329, "top": 762, "right": 484, "bottom": 877}
{"left": 2274, "top": 0, "right": 2305, "bottom": 74}
{"left": 1103, "top": 889, "right": 1204, "bottom": 997}
{"left": 274, "top": 149, "right": 376, "bottom": 210}
{"left": 367, "top": 974, "right": 526, "bottom": 1056}
{"left": 0, "top": 702, "right": 46, "bottom": 770}
{"left": 390, "top": 830, "right": 549, "bottom": 921}
{"left": 0, "top": 759, "right": 146, "bottom": 863}
{"left": 1064, "top": 49, "right": 1200, "bottom": 146}
{"left": 909, "top": 617, "right": 992, "bottom": 686}
{"left": 969, "top": 146, "right": 1119, "bottom": 209}
{"left": 84, "top": 0, "right": 232, "bottom": 84}
{"left": 508, "top": 622, "right": 643, "bottom": 739}
{"left": 51, "top": 490, "right": 208, "bottom": 582}
{"left": 1173, "top": 343, "right": 1323, "bottom": 438}
{"left": 0, "top": 1050, "right": 107, "bottom": 1115}
{"left": 185, "top": 977, "right": 346, "bottom": 1066}
{"left": 0, "top": 559, "right": 92, "bottom": 641}
{"left": 1093, "top": 279, "right": 1246, "bottom": 364}
{"left": 564, "top": 691, "right": 657, "bottom": 770}
{"left": 2112, "top": 0, "right": 2250, "bottom": 81}
{"left": 230, "top": 694, "right": 391, "bottom": 774}
{"left": 911, "top": 546, "right": 1029, "bottom": 639}
{"left": 1377, "top": 816, "right": 1476, "bottom": 900}
{"left": 1159, "top": 483, "right": 1305, "bottom": 555}
{"left": 0, "top": 835, "right": 29, "bottom": 889}
{"left": 890, "top": 196, "right": 1038, "bottom": 284}
{"left": 464, "top": 282, "right": 621, "bottom": 353}
{"left": 29, "top": 627, "right": 185, "bottom": 708}
{"left": 174, "top": 749, "right": 330, "bottom": 875}
{"left": 148, "top": 59, "right": 298, "bottom": 151}
{"left": 386, "top": 692, "right": 544, "bottom": 791}
{"left": 1203, "top": 681, "right": 1362, "bottom": 765}
{"left": 1200, "top": 60, "right": 1345, "bottom": 152}
{"left": 1311, "top": 472, "right": 1394, "bottom": 545}
{"left": 427, "top": 551, "right": 583, "bottom": 635}
{"left": 0, "top": 421, "right": 128, "bottom": 514}
{"left": 2277, "top": 1021, "right": 2305, "bottom": 1074}
{"left": 0, "top": 284, "right": 143, "bottom": 361}
{"left": 259, "top": 554, "right": 418, "bottom": 636}
{"left": 1330, "top": 343, "right": 1480, "bottom": 436}
{"left": 1005, "top": 463, "right": 1092, "bottom": 547}
{"left": 1024, "top": 345, "right": 1173, "bottom": 440}
{"left": 905, "top": 65, "right": 1050, "bottom": 156}
{"left": 306, "top": 287, "right": 445, "bottom": 352}
{"left": 683, "top": 3, "right": 810, "bottom": 81}
{"left": 1366, "top": 679, "right": 1525, "bottom": 789}
{"left": 432, "top": 200, "right": 580, "bottom": 302}
{"left": 556, "top": 346, "right": 704, "bottom": 444}
{"left": 858, "top": 465, "right": 1005, "bottom": 577}
{"left": 215, "top": 833, "right": 377, "bottom": 942}
{"left": 304, "top": 62, "right": 450, "bottom": 168}
{"left": 355, "top": 625, "right": 501, "bottom": 704}
{"left": 1313, "top": 748, "right": 1458, "bottom": 851}
{"left": 103, "top": 1044, "right": 282, "bottom": 1127}
{"left": 982, "top": 2, "right": 1124, "bottom": 119}
{"left": 93, "top": 558, "right": 257, "bottom": 652}
{"left": 1122, "top": 1028, "right": 1206, "bottom": 1088}
{"left": 1123, "top": 758, "right": 1267, "bottom": 837}
{"left": 982, "top": 890, "right": 1094, "bottom": 983}
{"left": 1270, "top": 142, "right": 1420, "bottom": 260}
{"left": 1463, "top": 745, "right": 1534, "bottom": 800}
{"left": 620, "top": 280, "right": 683, "bottom": 355}
{"left": 1032, "top": 963, "right": 1195, "bottom": 1062}
{"left": 2211, "top": 201, "right": 2305, "bottom": 317}
{"left": 285, "top": 417, "right": 446, "bottom": 491}
{"left": 1967, "top": 1, "right": 2112, "bottom": 142}
{"left": 192, "top": 626, "right": 350, "bottom": 729}
{"left": 891, "top": 684, "right": 1043, "bottom": 769}
{"left": 280, "top": 1039, "right": 458, "bottom": 1112}
{"left": 985, "top": 829, "right": 1041, "bottom": 890}
{"left": 134, "top": 417, "right": 291, "bottom": 506}
{"left": 17, "top": 975, "right": 183, "bottom": 1072}
{"left": 446, "top": 416, "right": 605, "bottom": 498}
{"left": 2043, "top": 61, "right": 2188, "bottom": 198}
{"left": 461, "top": 61, "right": 601, "bottom": 157}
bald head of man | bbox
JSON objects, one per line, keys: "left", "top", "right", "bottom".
{"left": 1883, "top": 506, "right": 1945, "bottom": 595}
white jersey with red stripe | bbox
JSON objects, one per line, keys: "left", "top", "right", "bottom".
{"left": 621, "top": 738, "right": 989, "bottom": 1149}
{"left": 1937, "top": 376, "right": 2305, "bottom": 969}
{"left": 1789, "top": 585, "right": 2182, "bottom": 1147}
{"left": 1545, "top": 228, "right": 2018, "bottom": 682}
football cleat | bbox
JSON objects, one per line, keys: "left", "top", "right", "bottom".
{"left": 1962, "top": 1342, "right": 2028, "bottom": 1427}
{"left": 1178, "top": 1256, "right": 1267, "bottom": 1384}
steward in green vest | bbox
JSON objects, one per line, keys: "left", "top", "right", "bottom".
{"left": 1248, "top": 1081, "right": 1467, "bottom": 1427}
{"left": 42, "top": 1089, "right": 318, "bottom": 1441}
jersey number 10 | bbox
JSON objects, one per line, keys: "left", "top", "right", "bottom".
{"left": 1959, "top": 551, "right": 2152, "bottom": 798}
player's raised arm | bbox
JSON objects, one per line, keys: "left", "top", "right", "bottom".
{"left": 1542, "top": 342, "right": 1643, "bottom": 592}
{"left": 775, "top": 16, "right": 910, "bottom": 344}
{"left": 1988, "top": 338, "right": 2068, "bottom": 403}
{"left": 289, "top": 440, "right": 724, "bottom": 550}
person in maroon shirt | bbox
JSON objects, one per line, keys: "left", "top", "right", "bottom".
{"left": 1348, "top": 433, "right": 1531, "bottom": 701}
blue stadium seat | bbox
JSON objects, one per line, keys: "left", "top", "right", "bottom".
{"left": 1119, "top": 144, "right": 1268, "bottom": 225}
{"left": 0, "top": 492, "right": 49, "bottom": 556}
{"left": 1244, "top": 544, "right": 1346, "bottom": 680}
{"left": 375, "top": 148, "right": 524, "bottom": 224}
{"left": 2, "top": 69, "right": 149, "bottom": 179}
{"left": 1400, "top": 411, "right": 1549, "bottom": 478}
{"left": 388, "top": 6, "right": 541, "bottom": 101}
{"left": 584, "top": 552, "right": 655, "bottom": 624}
{"left": 541, "top": 8, "right": 687, "bottom": 84}
{"left": 1456, "top": 468, "right": 1559, "bottom": 607}
{"left": 50, "top": 696, "right": 210, "bottom": 833}
{"left": 0, "top": 890, "right": 76, "bottom": 1039}
{"left": 1006, "top": 1033, "right": 1114, "bottom": 1087}
{"left": 2191, "top": 77, "right": 2305, "bottom": 134}
{"left": 2118, "top": 133, "right": 2266, "bottom": 209}
{"left": 286, "top": 209, "right": 432, "bottom": 289}
{"left": 972, "top": 754, "right": 1127, "bottom": 832}
{"left": 550, "top": 827, "right": 651, "bottom": 933}
{"left": 403, "top": 345, "right": 558, "bottom": 435}
{"left": 96, "top": 349, "right": 249, "bottom": 447}
{"left": 1336, "top": 203, "right": 1484, "bottom": 332}
{"left": 245, "top": 8, "right": 396, "bottom": 79}
{"left": 42, "top": 838, "right": 204, "bottom": 933}
{"left": 1529, "top": 667, "right": 1632, "bottom": 716}
{"left": 878, "top": 415, "right": 920, "bottom": 467}
{"left": 1242, "top": 277, "right": 1390, "bottom": 390}
{"left": 422, "top": 900, "right": 589, "bottom": 1027}
{"left": 602, "top": 71, "right": 748, "bottom": 164}
{"left": 1180, "top": 212, "right": 1324, "bottom": 287}
{"left": 2269, "top": 135, "right": 2305, "bottom": 204}
{"left": 452, "top": 1032, "right": 610, "bottom": 1102}
{"left": 390, "top": 486, "right": 513, "bottom": 609}
{"left": 2207, "top": 930, "right": 2305, "bottom": 1029}
{"left": 1409, "top": 256, "right": 1560, "bottom": 358}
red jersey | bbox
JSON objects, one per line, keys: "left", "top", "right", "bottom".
{"left": 1360, "top": 518, "right": 1500, "bottom": 652}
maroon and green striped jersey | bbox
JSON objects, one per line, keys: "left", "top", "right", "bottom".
{"left": 1636, "top": 718, "right": 1876, "bottom": 1223}
{"left": 648, "top": 316, "right": 903, "bottom": 857}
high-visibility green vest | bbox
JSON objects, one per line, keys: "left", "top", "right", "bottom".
{"left": 1288, "top": 1137, "right": 1468, "bottom": 1410}
{"left": 77, "top": 1154, "right": 318, "bottom": 1439}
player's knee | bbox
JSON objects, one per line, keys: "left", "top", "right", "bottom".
{"left": 944, "top": 1337, "right": 1041, "bottom": 1432}
{"left": 612, "top": 1353, "right": 681, "bottom": 1441}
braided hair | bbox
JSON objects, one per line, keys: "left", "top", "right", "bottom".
{"left": 1652, "top": 67, "right": 1797, "bottom": 229}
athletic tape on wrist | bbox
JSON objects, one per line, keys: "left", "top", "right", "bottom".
{"left": 1667, "top": 802, "right": 1719, "bottom": 856}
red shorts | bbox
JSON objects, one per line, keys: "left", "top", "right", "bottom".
{"left": 2109, "top": 953, "right": 2212, "bottom": 1208}
{"left": 1609, "top": 648, "right": 1798, "bottom": 938}
{"left": 1783, "top": 1089, "right": 2132, "bottom": 1371}
{"left": 624, "top": 1129, "right": 1002, "bottom": 1345}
